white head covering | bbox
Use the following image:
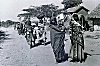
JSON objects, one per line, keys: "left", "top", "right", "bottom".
{"left": 56, "top": 13, "right": 64, "bottom": 21}
{"left": 31, "top": 23, "right": 36, "bottom": 26}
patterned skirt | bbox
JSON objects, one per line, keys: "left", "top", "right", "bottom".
{"left": 69, "top": 31, "right": 84, "bottom": 62}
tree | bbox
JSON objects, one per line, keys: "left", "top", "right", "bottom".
{"left": 6, "top": 20, "right": 14, "bottom": 26}
{"left": 17, "top": 4, "right": 60, "bottom": 25}
{"left": 62, "top": 0, "right": 82, "bottom": 9}
{"left": 40, "top": 4, "right": 59, "bottom": 18}
{"left": 22, "top": 4, "right": 59, "bottom": 18}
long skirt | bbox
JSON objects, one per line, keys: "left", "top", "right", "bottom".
{"left": 69, "top": 32, "right": 84, "bottom": 62}
{"left": 50, "top": 28, "right": 66, "bottom": 62}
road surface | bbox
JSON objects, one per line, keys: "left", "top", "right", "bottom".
{"left": 0, "top": 26, "right": 100, "bottom": 66}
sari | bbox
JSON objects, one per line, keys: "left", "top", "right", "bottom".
{"left": 50, "top": 24, "right": 67, "bottom": 63}
{"left": 69, "top": 19, "right": 84, "bottom": 62}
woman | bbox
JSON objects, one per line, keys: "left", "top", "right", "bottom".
{"left": 69, "top": 14, "right": 84, "bottom": 63}
{"left": 49, "top": 15, "right": 67, "bottom": 63}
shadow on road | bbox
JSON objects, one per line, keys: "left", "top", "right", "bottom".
{"left": 84, "top": 52, "right": 92, "bottom": 62}
{"left": 69, "top": 52, "right": 92, "bottom": 63}
{"left": 90, "top": 54, "right": 100, "bottom": 55}
{"left": 30, "top": 41, "right": 51, "bottom": 49}
{"left": 85, "top": 34, "right": 100, "bottom": 39}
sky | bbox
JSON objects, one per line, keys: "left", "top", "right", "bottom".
{"left": 0, "top": 0, "right": 100, "bottom": 21}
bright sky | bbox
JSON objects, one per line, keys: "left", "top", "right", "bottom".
{"left": 0, "top": 0, "right": 100, "bottom": 21}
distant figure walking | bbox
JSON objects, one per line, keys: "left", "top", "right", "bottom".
{"left": 14, "top": 23, "right": 17, "bottom": 30}
{"left": 17, "top": 23, "right": 21, "bottom": 35}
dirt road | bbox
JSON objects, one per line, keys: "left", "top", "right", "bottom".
{"left": 0, "top": 26, "right": 100, "bottom": 66}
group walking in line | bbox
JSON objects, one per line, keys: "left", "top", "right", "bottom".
{"left": 16, "top": 12, "right": 86, "bottom": 63}
{"left": 14, "top": 0, "right": 87, "bottom": 64}
{"left": 16, "top": 18, "right": 48, "bottom": 48}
